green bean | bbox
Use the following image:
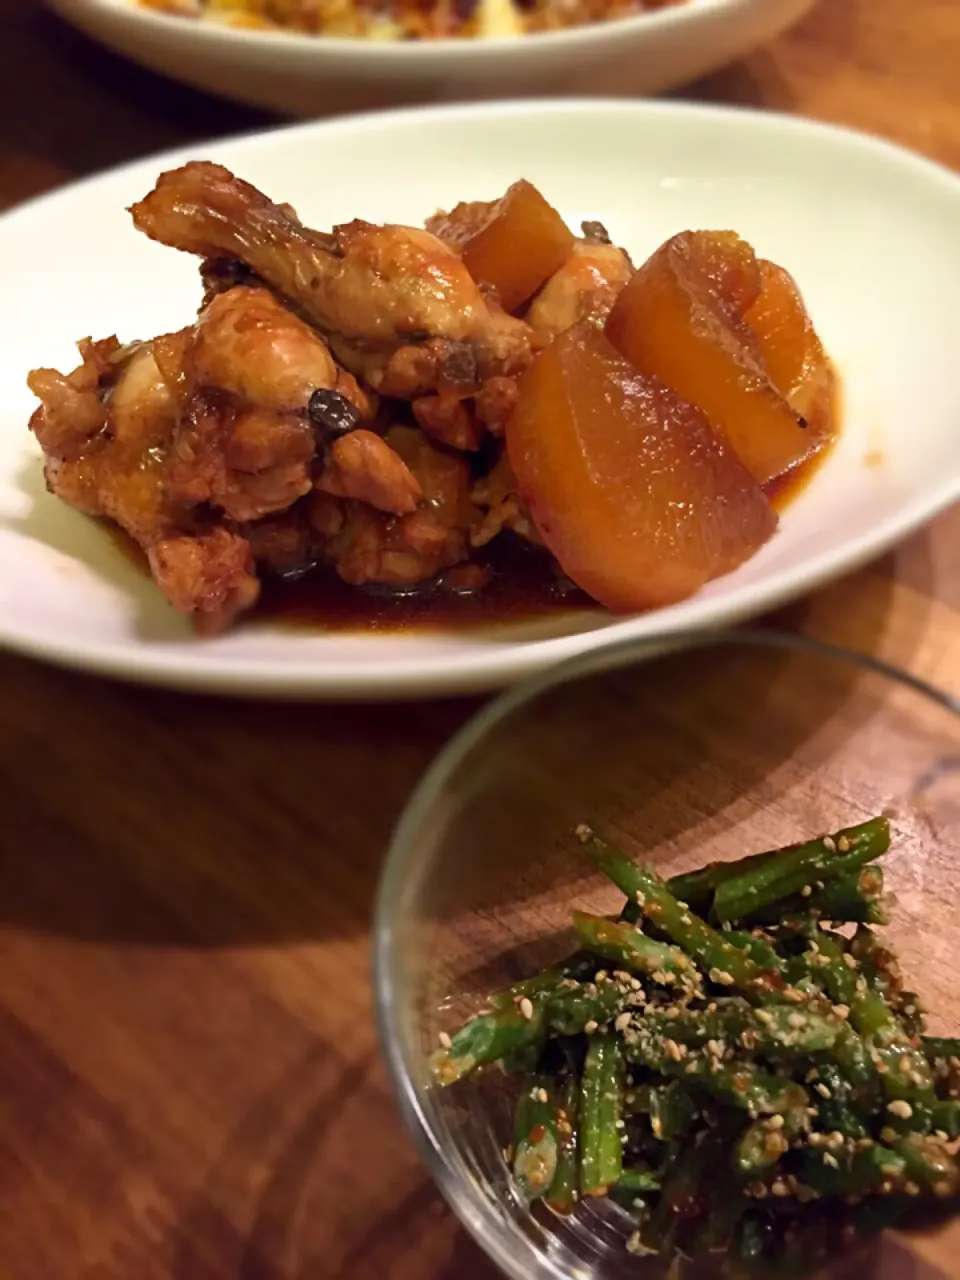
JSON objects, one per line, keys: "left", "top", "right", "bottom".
{"left": 931, "top": 1100, "right": 960, "bottom": 1139}
{"left": 734, "top": 1107, "right": 805, "bottom": 1175}
{"left": 635, "top": 1001, "right": 845, "bottom": 1059}
{"left": 711, "top": 817, "right": 890, "bottom": 925}
{"left": 579, "top": 835, "right": 781, "bottom": 1001}
{"left": 578, "top": 1033, "right": 623, "bottom": 1197}
{"left": 798, "top": 1144, "right": 906, "bottom": 1196}
{"left": 513, "top": 1075, "right": 560, "bottom": 1200}
{"left": 892, "top": 1135, "right": 959, "bottom": 1192}
{"left": 432, "top": 999, "right": 545, "bottom": 1084}
{"left": 648, "top": 1081, "right": 698, "bottom": 1142}
{"left": 489, "top": 953, "right": 596, "bottom": 1010}
{"left": 625, "top": 1039, "right": 807, "bottom": 1117}
{"left": 726, "top": 930, "right": 784, "bottom": 971}
{"left": 571, "top": 912, "right": 697, "bottom": 987}
{"left": 743, "top": 867, "right": 888, "bottom": 928}
{"left": 545, "top": 1075, "right": 579, "bottom": 1215}
{"left": 811, "top": 1064, "right": 868, "bottom": 1139}
{"left": 545, "top": 977, "right": 626, "bottom": 1035}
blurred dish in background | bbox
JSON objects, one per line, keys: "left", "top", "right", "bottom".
{"left": 43, "top": 0, "right": 816, "bottom": 116}
{"left": 140, "top": 0, "right": 687, "bottom": 39}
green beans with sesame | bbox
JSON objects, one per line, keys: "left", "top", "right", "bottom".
{"left": 431, "top": 815, "right": 956, "bottom": 1274}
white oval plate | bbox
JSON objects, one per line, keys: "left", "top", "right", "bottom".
{"left": 45, "top": 0, "right": 814, "bottom": 117}
{"left": 2, "top": 100, "right": 959, "bottom": 701}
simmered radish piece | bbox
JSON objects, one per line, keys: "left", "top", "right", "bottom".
{"left": 428, "top": 180, "right": 575, "bottom": 313}
{"left": 745, "top": 260, "right": 836, "bottom": 440}
{"left": 506, "top": 323, "right": 777, "bottom": 612}
{"left": 605, "top": 231, "right": 813, "bottom": 484}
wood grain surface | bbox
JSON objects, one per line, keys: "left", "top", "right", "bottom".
{"left": 0, "top": 2, "right": 958, "bottom": 1277}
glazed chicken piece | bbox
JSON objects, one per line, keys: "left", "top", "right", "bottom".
{"left": 29, "top": 336, "right": 262, "bottom": 631}
{"left": 30, "top": 338, "right": 179, "bottom": 545}
{"left": 309, "top": 426, "right": 476, "bottom": 587}
{"left": 129, "top": 162, "right": 534, "bottom": 393}
{"left": 470, "top": 450, "right": 540, "bottom": 548}
{"left": 316, "top": 429, "right": 423, "bottom": 514}
{"left": 526, "top": 237, "right": 633, "bottom": 343}
{"left": 27, "top": 285, "right": 392, "bottom": 632}
{"left": 162, "top": 285, "right": 339, "bottom": 523}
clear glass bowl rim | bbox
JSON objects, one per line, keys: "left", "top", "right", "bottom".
{"left": 373, "top": 626, "right": 960, "bottom": 1280}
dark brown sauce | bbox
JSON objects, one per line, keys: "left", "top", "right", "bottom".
{"left": 256, "top": 535, "right": 596, "bottom": 634}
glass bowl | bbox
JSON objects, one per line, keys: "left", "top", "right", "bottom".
{"left": 374, "top": 630, "right": 960, "bottom": 1279}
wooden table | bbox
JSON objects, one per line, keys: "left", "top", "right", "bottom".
{"left": 0, "top": 2, "right": 958, "bottom": 1276}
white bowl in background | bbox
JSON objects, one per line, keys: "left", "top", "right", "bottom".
{"left": 45, "top": 0, "right": 815, "bottom": 117}
{"left": 1, "top": 98, "right": 959, "bottom": 700}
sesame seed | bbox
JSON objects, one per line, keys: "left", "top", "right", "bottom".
{"left": 709, "top": 968, "right": 735, "bottom": 986}
{"left": 595, "top": 970, "right": 608, "bottom": 982}
{"left": 838, "top": 835, "right": 851, "bottom": 853}
{"left": 886, "top": 1100, "right": 913, "bottom": 1119}
{"left": 832, "top": 1005, "right": 851, "bottom": 1021}
{"left": 519, "top": 997, "right": 534, "bottom": 1021}
{"left": 787, "top": 1013, "right": 807, "bottom": 1029}
{"left": 800, "top": 885, "right": 812, "bottom": 897}
{"left": 823, "top": 836, "right": 837, "bottom": 853}
{"left": 905, "top": 1181, "right": 921, "bottom": 1197}
{"left": 584, "top": 1019, "right": 598, "bottom": 1035}
{"left": 879, "top": 1163, "right": 902, "bottom": 1177}
{"left": 771, "top": 1179, "right": 790, "bottom": 1197}
{"left": 537, "top": 1087, "right": 548, "bottom": 1104}
{"left": 766, "top": 1115, "right": 785, "bottom": 1131}
{"left": 615, "top": 1012, "right": 632, "bottom": 1032}
{"left": 438, "top": 1031, "right": 452, "bottom": 1049}
{"left": 842, "top": 954, "right": 858, "bottom": 970}
{"left": 664, "top": 1038, "right": 683, "bottom": 1062}
{"left": 575, "top": 824, "right": 592, "bottom": 843}
{"left": 822, "top": 1153, "right": 839, "bottom": 1169}
{"left": 815, "top": 1084, "right": 832, "bottom": 1099}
